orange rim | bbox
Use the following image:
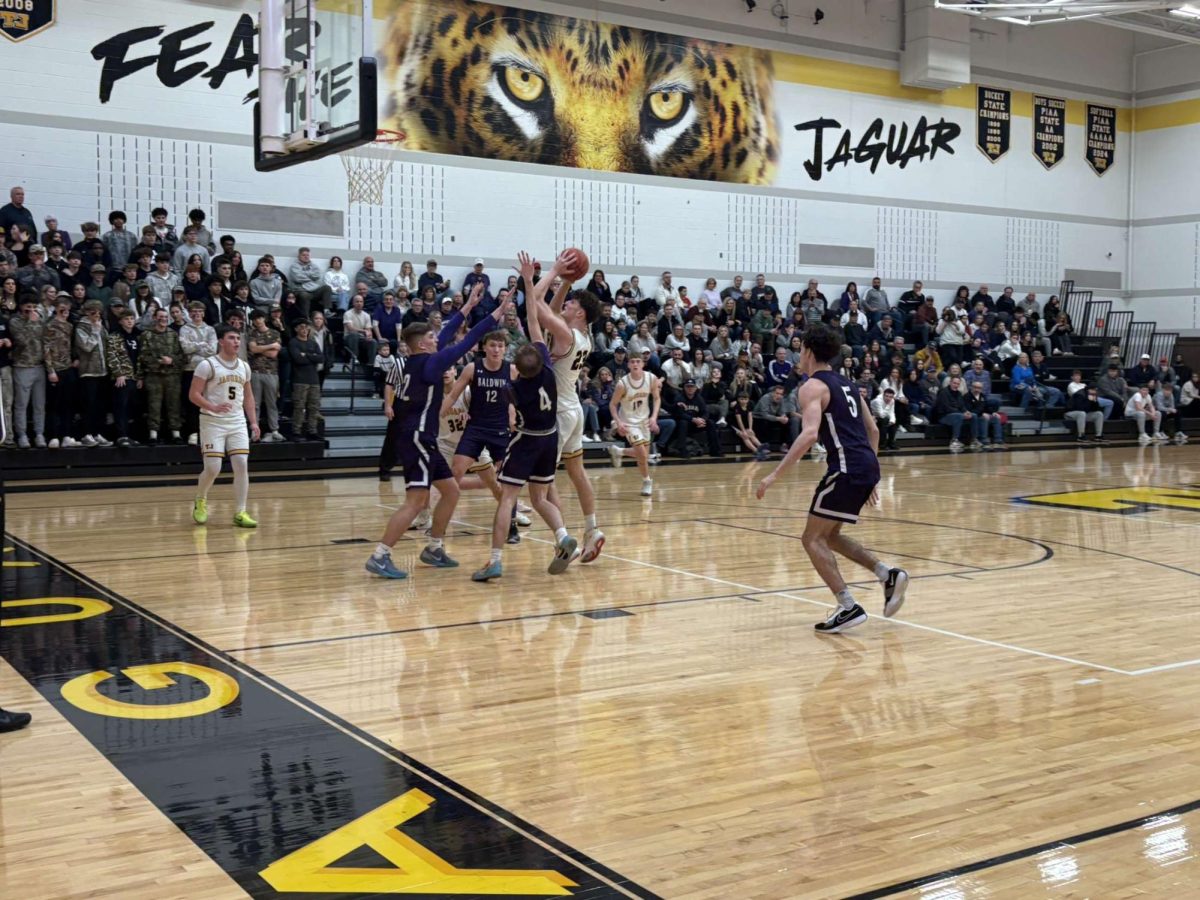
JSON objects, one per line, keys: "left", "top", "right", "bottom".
{"left": 374, "top": 129, "right": 406, "bottom": 144}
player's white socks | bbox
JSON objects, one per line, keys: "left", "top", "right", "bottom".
{"left": 584, "top": 514, "right": 597, "bottom": 532}
{"left": 873, "top": 561, "right": 890, "bottom": 582}
{"left": 427, "top": 537, "right": 444, "bottom": 551}
{"left": 835, "top": 589, "right": 857, "bottom": 610}
{"left": 231, "top": 454, "right": 249, "bottom": 513}
{"left": 555, "top": 527, "right": 568, "bottom": 542}
{"left": 374, "top": 543, "right": 391, "bottom": 559}
{"left": 196, "top": 456, "right": 221, "bottom": 500}
{"left": 490, "top": 549, "right": 502, "bottom": 564}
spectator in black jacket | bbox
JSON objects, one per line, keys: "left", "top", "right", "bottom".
{"left": 672, "top": 379, "right": 722, "bottom": 457}
{"left": 1065, "top": 385, "right": 1106, "bottom": 443}
{"left": 933, "top": 374, "right": 973, "bottom": 452}
{"left": 288, "top": 319, "right": 322, "bottom": 440}
{"left": 1126, "top": 353, "right": 1157, "bottom": 387}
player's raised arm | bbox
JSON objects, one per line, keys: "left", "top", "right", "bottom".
{"left": 526, "top": 255, "right": 573, "bottom": 351}
{"left": 549, "top": 251, "right": 579, "bottom": 316}
{"left": 427, "top": 292, "right": 511, "bottom": 376}
{"left": 441, "top": 362, "right": 474, "bottom": 417}
{"left": 757, "top": 378, "right": 828, "bottom": 499}
{"left": 437, "top": 282, "right": 482, "bottom": 349}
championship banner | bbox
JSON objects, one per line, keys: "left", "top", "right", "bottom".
{"left": 1032, "top": 94, "right": 1066, "bottom": 170}
{"left": 1085, "top": 103, "right": 1116, "bottom": 176}
{"left": 0, "top": 0, "right": 54, "bottom": 42}
{"left": 976, "top": 86, "right": 1011, "bottom": 162}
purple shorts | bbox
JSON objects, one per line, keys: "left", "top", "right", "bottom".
{"left": 399, "top": 435, "right": 453, "bottom": 489}
{"left": 497, "top": 432, "right": 558, "bottom": 487}
{"left": 809, "top": 470, "right": 877, "bottom": 525}
{"left": 456, "top": 427, "right": 512, "bottom": 465}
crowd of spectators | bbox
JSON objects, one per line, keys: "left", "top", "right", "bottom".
{"left": 1, "top": 184, "right": 1195, "bottom": 456}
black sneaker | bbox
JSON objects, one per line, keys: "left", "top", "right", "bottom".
{"left": 0, "top": 708, "right": 32, "bottom": 733}
{"left": 506, "top": 522, "right": 521, "bottom": 545}
{"left": 1075, "top": 435, "right": 1089, "bottom": 443}
{"left": 883, "top": 568, "right": 909, "bottom": 617}
{"left": 814, "top": 603, "right": 868, "bottom": 634}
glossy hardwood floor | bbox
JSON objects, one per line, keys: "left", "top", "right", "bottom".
{"left": 3, "top": 444, "right": 1200, "bottom": 899}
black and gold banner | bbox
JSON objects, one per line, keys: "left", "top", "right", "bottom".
{"left": 1032, "top": 95, "right": 1066, "bottom": 170}
{"left": 976, "top": 86, "right": 1011, "bottom": 162}
{"left": 1085, "top": 103, "right": 1117, "bottom": 176}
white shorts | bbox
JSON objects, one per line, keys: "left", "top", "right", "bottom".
{"left": 624, "top": 421, "right": 652, "bottom": 446}
{"left": 438, "top": 438, "right": 492, "bottom": 472}
{"left": 556, "top": 402, "right": 584, "bottom": 461}
{"left": 200, "top": 415, "right": 250, "bottom": 459}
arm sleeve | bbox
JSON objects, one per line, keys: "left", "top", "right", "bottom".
{"left": 436, "top": 311, "right": 464, "bottom": 349}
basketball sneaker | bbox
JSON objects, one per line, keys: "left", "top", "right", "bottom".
{"left": 883, "top": 568, "right": 909, "bottom": 617}
{"left": 507, "top": 519, "right": 521, "bottom": 544}
{"left": 365, "top": 551, "right": 407, "bottom": 579}
{"left": 641, "top": 478, "right": 653, "bottom": 497}
{"left": 419, "top": 546, "right": 459, "bottom": 568}
{"left": 608, "top": 444, "right": 623, "bottom": 468}
{"left": 580, "top": 528, "right": 605, "bottom": 564}
{"left": 411, "top": 509, "right": 432, "bottom": 531}
{"left": 192, "top": 498, "right": 208, "bottom": 525}
{"left": 548, "top": 535, "right": 578, "bottom": 575}
{"left": 814, "top": 604, "right": 868, "bottom": 634}
{"left": 514, "top": 511, "right": 532, "bottom": 527}
{"left": 232, "top": 511, "right": 258, "bottom": 529}
{"left": 472, "top": 559, "right": 503, "bottom": 582}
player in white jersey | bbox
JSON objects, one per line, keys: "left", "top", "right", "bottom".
{"left": 608, "top": 354, "right": 662, "bottom": 497}
{"left": 188, "top": 324, "right": 259, "bottom": 528}
{"left": 534, "top": 253, "right": 605, "bottom": 562}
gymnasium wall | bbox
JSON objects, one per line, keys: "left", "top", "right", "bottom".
{"left": 0, "top": 0, "right": 1195, "bottom": 331}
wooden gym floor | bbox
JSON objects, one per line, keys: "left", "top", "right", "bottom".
{"left": 3, "top": 445, "right": 1200, "bottom": 899}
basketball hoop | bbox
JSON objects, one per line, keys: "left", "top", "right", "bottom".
{"left": 341, "top": 129, "right": 406, "bottom": 206}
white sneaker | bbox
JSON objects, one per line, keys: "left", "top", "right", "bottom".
{"left": 148, "top": 430, "right": 158, "bottom": 443}
{"left": 95, "top": 434, "right": 113, "bottom": 447}
{"left": 1175, "top": 433, "right": 1189, "bottom": 444}
{"left": 62, "top": 437, "right": 80, "bottom": 448}
{"left": 640, "top": 479, "right": 653, "bottom": 497}
{"left": 949, "top": 440, "right": 964, "bottom": 453}
{"left": 48, "top": 438, "right": 60, "bottom": 449}
{"left": 580, "top": 527, "right": 605, "bottom": 563}
{"left": 514, "top": 511, "right": 532, "bottom": 527}
{"left": 716, "top": 417, "right": 726, "bottom": 427}
{"left": 188, "top": 433, "right": 199, "bottom": 446}
{"left": 411, "top": 509, "right": 432, "bottom": 531}
{"left": 910, "top": 415, "right": 926, "bottom": 426}
{"left": 897, "top": 425, "right": 907, "bottom": 434}
{"left": 516, "top": 501, "right": 533, "bottom": 514}
{"left": 608, "top": 443, "right": 623, "bottom": 468}
{"left": 969, "top": 440, "right": 983, "bottom": 452}
{"left": 1138, "top": 433, "right": 1152, "bottom": 445}
{"left": 80, "top": 434, "right": 97, "bottom": 447}
{"left": 1155, "top": 432, "right": 1169, "bottom": 442}
{"left": 648, "top": 451, "right": 661, "bottom": 464}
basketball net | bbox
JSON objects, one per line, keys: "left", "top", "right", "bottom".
{"left": 341, "top": 129, "right": 405, "bottom": 206}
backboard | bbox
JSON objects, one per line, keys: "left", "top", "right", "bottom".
{"left": 254, "top": 0, "right": 377, "bottom": 171}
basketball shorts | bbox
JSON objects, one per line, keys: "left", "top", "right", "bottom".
{"left": 556, "top": 402, "right": 584, "bottom": 461}
{"left": 438, "top": 436, "right": 492, "bottom": 472}
{"left": 809, "top": 470, "right": 878, "bottom": 525}
{"left": 199, "top": 415, "right": 250, "bottom": 459}
{"left": 499, "top": 433, "right": 558, "bottom": 487}
{"left": 457, "top": 428, "right": 511, "bottom": 470}
{"left": 398, "top": 435, "right": 453, "bottom": 490}
{"left": 624, "top": 420, "right": 652, "bottom": 446}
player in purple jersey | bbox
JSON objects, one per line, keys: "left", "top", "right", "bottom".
{"left": 756, "top": 323, "right": 909, "bottom": 633}
{"left": 443, "top": 329, "right": 522, "bottom": 544}
{"left": 366, "top": 283, "right": 514, "bottom": 580}
{"left": 472, "top": 252, "right": 578, "bottom": 582}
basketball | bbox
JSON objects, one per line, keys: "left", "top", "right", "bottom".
{"left": 559, "top": 247, "right": 590, "bottom": 282}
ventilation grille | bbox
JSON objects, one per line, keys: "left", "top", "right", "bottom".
{"left": 1005, "top": 217, "right": 1061, "bottom": 287}
{"left": 876, "top": 207, "right": 938, "bottom": 281}
{"left": 95, "top": 135, "right": 214, "bottom": 225}
{"left": 726, "top": 194, "right": 799, "bottom": 273}
{"left": 554, "top": 179, "right": 636, "bottom": 268}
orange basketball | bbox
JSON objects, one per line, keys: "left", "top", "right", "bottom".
{"left": 559, "top": 248, "right": 590, "bottom": 282}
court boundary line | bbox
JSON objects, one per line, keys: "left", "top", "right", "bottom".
{"left": 843, "top": 796, "right": 1200, "bottom": 899}
{"left": 4, "top": 535, "right": 662, "bottom": 900}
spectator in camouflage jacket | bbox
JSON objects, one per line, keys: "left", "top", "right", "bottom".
{"left": 9, "top": 296, "right": 46, "bottom": 446}
{"left": 44, "top": 298, "right": 78, "bottom": 446}
{"left": 105, "top": 308, "right": 140, "bottom": 446}
{"left": 138, "top": 307, "right": 183, "bottom": 442}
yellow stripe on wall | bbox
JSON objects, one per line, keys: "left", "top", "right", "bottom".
{"left": 769, "top": 51, "right": 1136, "bottom": 132}
{"left": 1136, "top": 96, "right": 1200, "bottom": 131}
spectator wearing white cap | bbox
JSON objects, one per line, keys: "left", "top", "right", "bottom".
{"left": 1126, "top": 353, "right": 1157, "bottom": 388}
{"left": 462, "top": 258, "right": 492, "bottom": 303}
